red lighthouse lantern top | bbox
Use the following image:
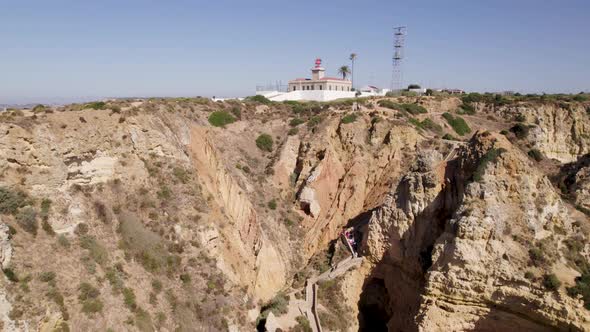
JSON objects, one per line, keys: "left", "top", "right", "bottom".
{"left": 314, "top": 58, "right": 322, "bottom": 68}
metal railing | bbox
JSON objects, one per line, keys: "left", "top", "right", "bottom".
{"left": 256, "top": 83, "right": 289, "bottom": 92}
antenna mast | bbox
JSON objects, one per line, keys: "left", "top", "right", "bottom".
{"left": 391, "top": 26, "right": 407, "bottom": 92}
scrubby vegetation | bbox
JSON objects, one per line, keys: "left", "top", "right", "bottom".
{"left": 341, "top": 114, "right": 358, "bottom": 124}
{"left": 0, "top": 187, "right": 31, "bottom": 215}
{"left": 289, "top": 118, "right": 305, "bottom": 127}
{"left": 208, "top": 110, "right": 236, "bottom": 127}
{"left": 79, "top": 282, "right": 103, "bottom": 315}
{"left": 118, "top": 214, "right": 180, "bottom": 275}
{"left": 528, "top": 149, "right": 544, "bottom": 162}
{"left": 378, "top": 100, "right": 427, "bottom": 115}
{"left": 457, "top": 103, "right": 476, "bottom": 115}
{"left": 473, "top": 147, "right": 506, "bottom": 182}
{"left": 568, "top": 271, "right": 590, "bottom": 309}
{"left": 85, "top": 101, "right": 107, "bottom": 110}
{"left": 542, "top": 273, "right": 561, "bottom": 291}
{"left": 409, "top": 117, "right": 442, "bottom": 133}
{"left": 510, "top": 123, "right": 531, "bottom": 139}
{"left": 16, "top": 207, "right": 37, "bottom": 235}
{"left": 245, "top": 95, "right": 272, "bottom": 104}
{"left": 317, "top": 278, "right": 353, "bottom": 331}
{"left": 257, "top": 292, "right": 289, "bottom": 325}
{"left": 256, "top": 134, "right": 274, "bottom": 152}
{"left": 461, "top": 93, "right": 511, "bottom": 106}
{"left": 442, "top": 112, "right": 471, "bottom": 136}
{"left": 294, "top": 316, "right": 312, "bottom": 332}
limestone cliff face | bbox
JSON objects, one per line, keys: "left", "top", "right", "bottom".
{"left": 490, "top": 103, "right": 590, "bottom": 163}
{"left": 291, "top": 115, "right": 422, "bottom": 259}
{"left": 188, "top": 126, "right": 287, "bottom": 300}
{"left": 363, "top": 131, "right": 590, "bottom": 331}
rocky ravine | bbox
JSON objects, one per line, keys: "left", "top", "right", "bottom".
{"left": 0, "top": 95, "right": 588, "bottom": 331}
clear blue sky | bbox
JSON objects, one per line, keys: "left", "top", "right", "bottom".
{"left": 1, "top": 0, "right": 589, "bottom": 103}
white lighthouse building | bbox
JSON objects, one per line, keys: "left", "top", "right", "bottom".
{"left": 255, "top": 58, "right": 389, "bottom": 102}
{"left": 287, "top": 58, "right": 352, "bottom": 93}
{"left": 256, "top": 59, "right": 357, "bottom": 102}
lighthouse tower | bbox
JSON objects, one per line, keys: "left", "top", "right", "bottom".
{"left": 311, "top": 58, "right": 325, "bottom": 80}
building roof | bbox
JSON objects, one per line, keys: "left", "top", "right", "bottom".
{"left": 289, "top": 77, "right": 350, "bottom": 83}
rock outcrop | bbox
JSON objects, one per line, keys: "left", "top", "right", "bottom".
{"left": 362, "top": 131, "right": 590, "bottom": 331}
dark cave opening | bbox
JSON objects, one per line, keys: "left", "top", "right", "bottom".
{"left": 300, "top": 201, "right": 312, "bottom": 216}
{"left": 359, "top": 277, "right": 390, "bottom": 332}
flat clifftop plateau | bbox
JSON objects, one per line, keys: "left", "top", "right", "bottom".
{"left": 0, "top": 94, "right": 589, "bottom": 331}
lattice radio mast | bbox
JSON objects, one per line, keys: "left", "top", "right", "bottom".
{"left": 391, "top": 26, "right": 407, "bottom": 92}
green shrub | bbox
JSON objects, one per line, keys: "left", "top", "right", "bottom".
{"left": 341, "top": 114, "right": 358, "bottom": 124}
{"left": 85, "top": 101, "right": 106, "bottom": 110}
{"left": 0, "top": 187, "right": 31, "bottom": 215}
{"left": 151, "top": 279, "right": 163, "bottom": 293}
{"left": 105, "top": 267, "right": 125, "bottom": 293}
{"left": 32, "top": 104, "right": 46, "bottom": 112}
{"left": 157, "top": 185, "right": 172, "bottom": 200}
{"left": 42, "top": 219, "right": 55, "bottom": 236}
{"left": 79, "top": 235, "right": 109, "bottom": 266}
{"left": 542, "top": 273, "right": 561, "bottom": 291}
{"left": 172, "top": 167, "right": 189, "bottom": 184}
{"left": 288, "top": 128, "right": 299, "bottom": 136}
{"left": 268, "top": 199, "right": 277, "bottom": 210}
{"left": 289, "top": 118, "right": 305, "bottom": 127}
{"left": 78, "top": 282, "right": 100, "bottom": 301}
{"left": 179, "top": 273, "right": 191, "bottom": 284}
{"left": 461, "top": 93, "right": 484, "bottom": 104}
{"left": 3, "top": 268, "right": 18, "bottom": 282}
{"left": 529, "top": 247, "right": 546, "bottom": 266}
{"left": 442, "top": 133, "right": 458, "bottom": 141}
{"left": 409, "top": 118, "right": 442, "bottom": 133}
{"left": 39, "top": 271, "right": 56, "bottom": 282}
{"left": 118, "top": 213, "right": 179, "bottom": 275}
{"left": 378, "top": 100, "right": 427, "bottom": 115}
{"left": 514, "top": 113, "right": 526, "bottom": 122}
{"left": 567, "top": 271, "right": 590, "bottom": 309}
{"left": 442, "top": 113, "right": 471, "bottom": 136}
{"left": 123, "top": 287, "right": 137, "bottom": 311}
{"left": 135, "top": 308, "right": 154, "bottom": 331}
{"left": 75, "top": 223, "right": 89, "bottom": 235}
{"left": 81, "top": 299, "right": 103, "bottom": 315}
{"left": 245, "top": 95, "right": 272, "bottom": 104}
{"left": 473, "top": 148, "right": 506, "bottom": 182}
{"left": 500, "top": 130, "right": 509, "bottom": 135}
{"left": 261, "top": 292, "right": 289, "bottom": 316}
{"left": 208, "top": 111, "right": 236, "bottom": 127}
{"left": 16, "top": 206, "right": 38, "bottom": 235}
{"left": 256, "top": 134, "right": 273, "bottom": 152}
{"left": 510, "top": 123, "right": 530, "bottom": 139}
{"left": 230, "top": 106, "right": 241, "bottom": 119}
{"left": 294, "top": 315, "right": 312, "bottom": 332}
{"left": 40, "top": 198, "right": 52, "bottom": 221}
{"left": 307, "top": 115, "right": 323, "bottom": 128}
{"left": 528, "top": 149, "right": 544, "bottom": 162}
{"left": 524, "top": 271, "right": 534, "bottom": 280}
{"left": 457, "top": 103, "right": 476, "bottom": 115}
{"left": 57, "top": 235, "right": 70, "bottom": 248}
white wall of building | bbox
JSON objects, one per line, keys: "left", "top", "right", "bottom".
{"left": 255, "top": 88, "right": 389, "bottom": 102}
{"left": 266, "top": 90, "right": 356, "bottom": 102}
